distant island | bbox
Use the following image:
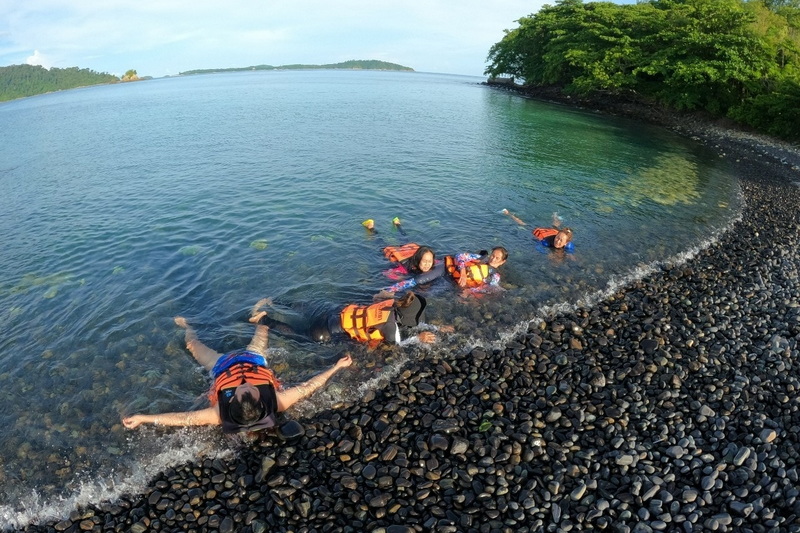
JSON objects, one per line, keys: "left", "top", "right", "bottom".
{"left": 0, "top": 64, "right": 145, "bottom": 102}
{"left": 179, "top": 59, "right": 413, "bottom": 76}
{"left": 0, "top": 60, "right": 412, "bottom": 102}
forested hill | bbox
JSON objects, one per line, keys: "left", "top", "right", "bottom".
{"left": 0, "top": 64, "right": 119, "bottom": 102}
{"left": 179, "top": 59, "right": 414, "bottom": 76}
{"left": 486, "top": 0, "right": 800, "bottom": 142}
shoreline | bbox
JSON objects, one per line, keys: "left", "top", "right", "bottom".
{"left": 17, "top": 94, "right": 800, "bottom": 532}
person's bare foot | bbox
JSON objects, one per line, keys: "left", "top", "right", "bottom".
{"left": 249, "top": 310, "right": 268, "bottom": 324}
{"left": 250, "top": 297, "right": 272, "bottom": 317}
{"left": 174, "top": 316, "right": 188, "bottom": 328}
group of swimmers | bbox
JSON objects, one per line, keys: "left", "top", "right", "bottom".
{"left": 122, "top": 212, "right": 574, "bottom": 436}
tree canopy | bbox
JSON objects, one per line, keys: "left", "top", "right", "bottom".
{"left": 0, "top": 64, "right": 119, "bottom": 102}
{"left": 486, "top": 0, "right": 800, "bottom": 141}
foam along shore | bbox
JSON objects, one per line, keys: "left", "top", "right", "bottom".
{"left": 16, "top": 116, "right": 800, "bottom": 532}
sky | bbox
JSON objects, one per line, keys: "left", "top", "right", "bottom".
{"left": 0, "top": 0, "right": 638, "bottom": 78}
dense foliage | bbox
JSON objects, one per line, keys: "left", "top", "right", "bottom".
{"left": 180, "top": 59, "right": 414, "bottom": 76}
{"left": 0, "top": 64, "right": 119, "bottom": 102}
{"left": 486, "top": 0, "right": 800, "bottom": 141}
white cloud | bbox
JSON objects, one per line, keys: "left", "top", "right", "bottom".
{"left": 2, "top": 0, "right": 636, "bottom": 77}
{"left": 26, "top": 49, "right": 51, "bottom": 68}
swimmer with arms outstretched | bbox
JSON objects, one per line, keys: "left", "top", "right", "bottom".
{"left": 122, "top": 313, "right": 352, "bottom": 434}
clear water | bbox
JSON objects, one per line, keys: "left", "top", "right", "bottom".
{"left": 0, "top": 70, "right": 739, "bottom": 525}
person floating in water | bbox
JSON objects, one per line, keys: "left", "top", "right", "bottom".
{"left": 445, "top": 246, "right": 508, "bottom": 291}
{"left": 252, "top": 291, "right": 451, "bottom": 348}
{"left": 502, "top": 209, "right": 575, "bottom": 251}
{"left": 121, "top": 314, "right": 352, "bottom": 435}
{"left": 381, "top": 243, "right": 447, "bottom": 293}
{"left": 361, "top": 217, "right": 448, "bottom": 295}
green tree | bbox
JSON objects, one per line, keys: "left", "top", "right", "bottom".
{"left": 485, "top": 0, "right": 800, "bottom": 140}
{"left": 0, "top": 64, "right": 118, "bottom": 101}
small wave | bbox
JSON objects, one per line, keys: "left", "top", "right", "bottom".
{"left": 0, "top": 430, "right": 230, "bottom": 530}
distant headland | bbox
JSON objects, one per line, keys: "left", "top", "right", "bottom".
{"left": 178, "top": 59, "right": 414, "bottom": 76}
{"left": 0, "top": 60, "right": 413, "bottom": 102}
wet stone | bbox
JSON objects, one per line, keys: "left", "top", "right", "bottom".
{"left": 546, "top": 408, "right": 562, "bottom": 422}
{"left": 450, "top": 437, "right": 469, "bottom": 455}
{"left": 760, "top": 429, "right": 777, "bottom": 443}
{"left": 666, "top": 446, "right": 684, "bottom": 459}
{"left": 369, "top": 493, "right": 391, "bottom": 507}
{"left": 387, "top": 527, "right": 415, "bottom": 533}
{"left": 699, "top": 405, "right": 715, "bottom": 417}
{"left": 220, "top": 517, "right": 235, "bottom": 533}
{"left": 641, "top": 339, "right": 659, "bottom": 354}
{"left": 617, "top": 454, "right": 635, "bottom": 466}
{"left": 431, "top": 419, "right": 460, "bottom": 434}
{"left": 733, "top": 447, "right": 751, "bottom": 466}
{"left": 417, "top": 382, "right": 436, "bottom": 395}
{"left": 362, "top": 464, "right": 377, "bottom": 480}
{"left": 429, "top": 434, "right": 449, "bottom": 451}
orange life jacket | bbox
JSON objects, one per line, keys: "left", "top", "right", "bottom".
{"left": 444, "top": 256, "right": 491, "bottom": 288}
{"left": 533, "top": 227, "right": 559, "bottom": 241}
{"left": 339, "top": 299, "right": 394, "bottom": 343}
{"left": 383, "top": 243, "right": 420, "bottom": 263}
{"left": 210, "top": 363, "right": 281, "bottom": 405}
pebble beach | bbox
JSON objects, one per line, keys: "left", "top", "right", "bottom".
{"left": 14, "top": 101, "right": 800, "bottom": 533}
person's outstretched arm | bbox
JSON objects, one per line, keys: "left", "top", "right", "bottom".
{"left": 502, "top": 209, "right": 526, "bottom": 226}
{"left": 276, "top": 355, "right": 353, "bottom": 411}
{"left": 122, "top": 406, "right": 221, "bottom": 429}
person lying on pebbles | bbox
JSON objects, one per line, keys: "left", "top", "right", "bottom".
{"left": 122, "top": 313, "right": 352, "bottom": 437}
{"left": 251, "top": 291, "right": 453, "bottom": 348}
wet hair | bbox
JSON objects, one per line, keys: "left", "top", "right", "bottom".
{"left": 558, "top": 228, "right": 574, "bottom": 243}
{"left": 491, "top": 246, "right": 509, "bottom": 261}
{"left": 310, "top": 319, "right": 332, "bottom": 343}
{"left": 393, "top": 291, "right": 427, "bottom": 327}
{"left": 228, "top": 390, "right": 266, "bottom": 426}
{"left": 407, "top": 246, "right": 435, "bottom": 273}
{"left": 394, "top": 291, "right": 417, "bottom": 309}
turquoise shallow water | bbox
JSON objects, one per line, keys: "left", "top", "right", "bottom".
{"left": 0, "top": 70, "right": 739, "bottom": 524}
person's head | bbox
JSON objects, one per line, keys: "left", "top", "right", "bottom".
{"left": 393, "top": 291, "right": 427, "bottom": 326}
{"left": 409, "top": 246, "right": 435, "bottom": 273}
{"left": 488, "top": 246, "right": 508, "bottom": 268}
{"left": 310, "top": 319, "right": 332, "bottom": 343}
{"left": 553, "top": 228, "right": 573, "bottom": 249}
{"left": 228, "top": 383, "right": 266, "bottom": 426}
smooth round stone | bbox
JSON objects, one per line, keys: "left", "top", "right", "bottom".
{"left": 666, "top": 446, "right": 684, "bottom": 458}
{"left": 617, "top": 454, "right": 635, "bottom": 466}
{"left": 760, "top": 429, "right": 777, "bottom": 443}
{"left": 733, "top": 447, "right": 751, "bottom": 466}
{"left": 450, "top": 437, "right": 469, "bottom": 455}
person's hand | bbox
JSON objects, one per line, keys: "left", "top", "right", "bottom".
{"left": 122, "top": 415, "right": 145, "bottom": 429}
{"left": 458, "top": 268, "right": 468, "bottom": 288}
{"left": 417, "top": 331, "right": 437, "bottom": 343}
{"left": 373, "top": 290, "right": 394, "bottom": 301}
{"left": 336, "top": 354, "right": 353, "bottom": 369}
{"left": 438, "top": 325, "right": 455, "bottom": 334}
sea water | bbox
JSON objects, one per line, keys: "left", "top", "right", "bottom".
{"left": 0, "top": 70, "right": 739, "bottom": 526}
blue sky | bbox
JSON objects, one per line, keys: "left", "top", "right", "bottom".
{"left": 1, "top": 0, "right": 639, "bottom": 78}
